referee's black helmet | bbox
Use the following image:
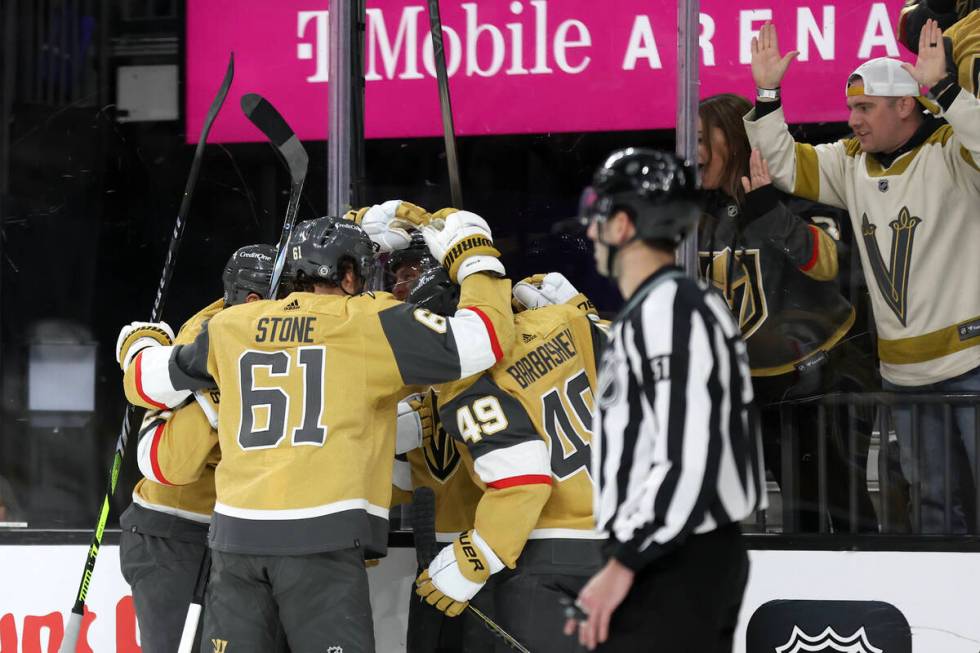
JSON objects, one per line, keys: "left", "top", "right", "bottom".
{"left": 590, "top": 148, "right": 701, "bottom": 245}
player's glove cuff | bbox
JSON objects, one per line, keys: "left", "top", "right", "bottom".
{"left": 116, "top": 321, "right": 176, "bottom": 371}
{"left": 453, "top": 255, "right": 505, "bottom": 283}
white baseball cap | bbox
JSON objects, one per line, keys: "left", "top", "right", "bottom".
{"left": 846, "top": 57, "right": 921, "bottom": 97}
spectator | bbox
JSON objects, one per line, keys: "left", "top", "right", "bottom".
{"left": 697, "top": 93, "right": 877, "bottom": 533}
{"left": 744, "top": 20, "right": 980, "bottom": 532}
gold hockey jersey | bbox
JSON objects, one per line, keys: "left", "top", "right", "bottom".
{"left": 130, "top": 298, "right": 222, "bottom": 524}
{"left": 124, "top": 275, "right": 513, "bottom": 556}
{"left": 438, "top": 303, "right": 605, "bottom": 568}
{"left": 745, "top": 86, "right": 980, "bottom": 385}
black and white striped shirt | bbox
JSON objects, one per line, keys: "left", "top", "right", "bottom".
{"left": 593, "top": 266, "right": 767, "bottom": 571}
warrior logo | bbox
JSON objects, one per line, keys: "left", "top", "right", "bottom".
{"left": 423, "top": 415, "right": 461, "bottom": 483}
{"left": 700, "top": 248, "right": 768, "bottom": 339}
{"left": 211, "top": 639, "right": 228, "bottom": 653}
{"left": 862, "top": 207, "right": 921, "bottom": 327}
{"left": 776, "top": 626, "right": 882, "bottom": 653}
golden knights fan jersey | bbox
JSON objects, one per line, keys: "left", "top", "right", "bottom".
{"left": 392, "top": 391, "right": 484, "bottom": 543}
{"left": 437, "top": 303, "right": 605, "bottom": 568}
{"left": 129, "top": 298, "right": 222, "bottom": 524}
{"left": 745, "top": 86, "right": 980, "bottom": 385}
{"left": 699, "top": 190, "right": 855, "bottom": 377}
{"left": 125, "top": 275, "right": 513, "bottom": 557}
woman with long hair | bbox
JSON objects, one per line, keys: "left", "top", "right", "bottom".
{"left": 697, "top": 93, "right": 878, "bottom": 533}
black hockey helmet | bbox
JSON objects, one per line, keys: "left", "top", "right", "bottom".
{"left": 283, "top": 216, "right": 378, "bottom": 290}
{"left": 222, "top": 244, "right": 276, "bottom": 306}
{"left": 384, "top": 230, "right": 437, "bottom": 299}
{"left": 407, "top": 265, "right": 459, "bottom": 316}
{"left": 387, "top": 231, "right": 432, "bottom": 271}
{"left": 590, "top": 148, "right": 701, "bottom": 244}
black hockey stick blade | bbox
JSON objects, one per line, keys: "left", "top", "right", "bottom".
{"left": 241, "top": 93, "right": 309, "bottom": 184}
{"left": 241, "top": 93, "right": 309, "bottom": 299}
{"left": 59, "top": 53, "right": 234, "bottom": 653}
{"left": 425, "top": 0, "right": 464, "bottom": 209}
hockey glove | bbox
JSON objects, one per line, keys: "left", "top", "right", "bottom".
{"left": 421, "top": 211, "right": 504, "bottom": 284}
{"left": 415, "top": 529, "right": 505, "bottom": 617}
{"left": 395, "top": 393, "right": 434, "bottom": 455}
{"left": 352, "top": 200, "right": 430, "bottom": 253}
{"left": 116, "top": 321, "right": 176, "bottom": 371}
{"left": 513, "top": 272, "right": 599, "bottom": 317}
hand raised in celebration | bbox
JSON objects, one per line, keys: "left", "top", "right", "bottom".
{"left": 740, "top": 149, "right": 773, "bottom": 194}
{"left": 901, "top": 18, "right": 949, "bottom": 89}
{"left": 750, "top": 22, "right": 798, "bottom": 90}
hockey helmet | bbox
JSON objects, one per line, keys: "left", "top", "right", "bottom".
{"left": 222, "top": 243, "right": 276, "bottom": 306}
{"left": 283, "top": 216, "right": 378, "bottom": 290}
{"left": 590, "top": 148, "right": 701, "bottom": 245}
{"left": 384, "top": 231, "right": 437, "bottom": 300}
{"left": 407, "top": 265, "right": 460, "bottom": 316}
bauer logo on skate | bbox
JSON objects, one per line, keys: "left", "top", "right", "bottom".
{"left": 187, "top": 0, "right": 905, "bottom": 142}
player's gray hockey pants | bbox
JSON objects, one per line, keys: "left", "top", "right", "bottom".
{"left": 204, "top": 547, "right": 374, "bottom": 653}
{"left": 119, "top": 528, "right": 207, "bottom": 653}
{"left": 488, "top": 538, "right": 604, "bottom": 653}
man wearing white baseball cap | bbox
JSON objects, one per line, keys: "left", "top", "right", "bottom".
{"left": 743, "top": 20, "right": 980, "bottom": 533}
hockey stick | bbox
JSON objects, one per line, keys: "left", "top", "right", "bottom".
{"left": 241, "top": 93, "right": 309, "bottom": 299}
{"left": 413, "top": 488, "right": 532, "bottom": 653}
{"left": 57, "top": 53, "right": 234, "bottom": 653}
{"left": 176, "top": 548, "right": 212, "bottom": 653}
{"left": 425, "top": 0, "right": 464, "bottom": 209}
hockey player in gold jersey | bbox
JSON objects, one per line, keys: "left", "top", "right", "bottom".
{"left": 116, "top": 207, "right": 514, "bottom": 653}
{"left": 409, "top": 267, "right": 606, "bottom": 653}
{"left": 116, "top": 244, "right": 276, "bottom": 653}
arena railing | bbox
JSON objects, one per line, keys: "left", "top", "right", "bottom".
{"left": 761, "top": 392, "right": 980, "bottom": 536}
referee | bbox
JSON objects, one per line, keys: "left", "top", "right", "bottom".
{"left": 564, "top": 148, "right": 768, "bottom": 652}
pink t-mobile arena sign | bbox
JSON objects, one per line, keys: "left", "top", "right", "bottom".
{"left": 186, "top": 0, "right": 907, "bottom": 143}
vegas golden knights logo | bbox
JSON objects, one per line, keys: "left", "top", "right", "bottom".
{"left": 423, "top": 418, "right": 461, "bottom": 483}
{"left": 211, "top": 639, "right": 228, "bottom": 653}
{"left": 862, "top": 208, "right": 921, "bottom": 327}
{"left": 700, "top": 248, "right": 768, "bottom": 338}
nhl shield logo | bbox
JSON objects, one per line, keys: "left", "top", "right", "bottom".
{"left": 877, "top": 179, "right": 889, "bottom": 192}
{"left": 775, "top": 626, "right": 881, "bottom": 653}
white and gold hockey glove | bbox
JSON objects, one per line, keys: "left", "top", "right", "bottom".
{"left": 415, "top": 529, "right": 505, "bottom": 617}
{"left": 512, "top": 272, "right": 598, "bottom": 317}
{"left": 345, "top": 200, "right": 430, "bottom": 253}
{"left": 421, "top": 211, "right": 504, "bottom": 284}
{"left": 395, "top": 393, "right": 435, "bottom": 455}
{"left": 115, "top": 321, "right": 175, "bottom": 371}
